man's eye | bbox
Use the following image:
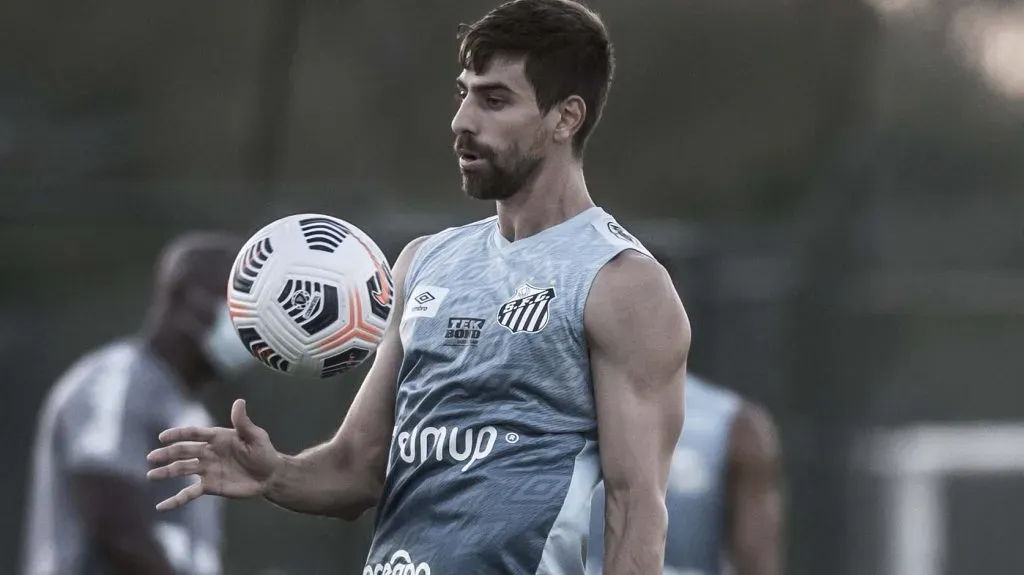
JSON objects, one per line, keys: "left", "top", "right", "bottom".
{"left": 486, "top": 98, "right": 504, "bottom": 108}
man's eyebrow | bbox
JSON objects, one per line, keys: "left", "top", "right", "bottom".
{"left": 457, "top": 79, "right": 515, "bottom": 93}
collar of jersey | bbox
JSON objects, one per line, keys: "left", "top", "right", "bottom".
{"left": 490, "top": 206, "right": 605, "bottom": 253}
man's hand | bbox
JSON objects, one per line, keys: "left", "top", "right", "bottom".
{"left": 588, "top": 250, "right": 689, "bottom": 575}
{"left": 147, "top": 398, "right": 281, "bottom": 510}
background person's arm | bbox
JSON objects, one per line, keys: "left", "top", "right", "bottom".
{"left": 727, "top": 402, "right": 784, "bottom": 575}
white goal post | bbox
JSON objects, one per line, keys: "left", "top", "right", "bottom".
{"left": 860, "top": 423, "right": 1024, "bottom": 575}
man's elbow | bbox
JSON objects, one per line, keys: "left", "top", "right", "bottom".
{"left": 328, "top": 441, "right": 386, "bottom": 521}
{"left": 334, "top": 488, "right": 380, "bottom": 521}
{"left": 333, "top": 469, "right": 384, "bottom": 521}
{"left": 335, "top": 503, "right": 373, "bottom": 522}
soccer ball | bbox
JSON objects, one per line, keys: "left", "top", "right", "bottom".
{"left": 226, "top": 214, "right": 395, "bottom": 378}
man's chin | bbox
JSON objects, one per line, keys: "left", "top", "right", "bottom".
{"left": 462, "top": 176, "right": 490, "bottom": 200}
{"left": 461, "top": 170, "right": 521, "bottom": 200}
{"left": 463, "top": 186, "right": 514, "bottom": 201}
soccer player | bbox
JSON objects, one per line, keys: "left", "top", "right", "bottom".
{"left": 147, "top": 1, "right": 690, "bottom": 573}
{"left": 587, "top": 374, "right": 785, "bottom": 575}
{"left": 21, "top": 233, "right": 252, "bottom": 575}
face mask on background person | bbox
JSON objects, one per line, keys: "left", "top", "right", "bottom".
{"left": 202, "top": 301, "right": 255, "bottom": 379}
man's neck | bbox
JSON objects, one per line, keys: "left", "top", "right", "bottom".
{"left": 495, "top": 162, "right": 594, "bottom": 242}
{"left": 141, "top": 325, "right": 206, "bottom": 392}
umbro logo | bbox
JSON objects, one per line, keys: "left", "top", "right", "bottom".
{"left": 405, "top": 285, "right": 448, "bottom": 319}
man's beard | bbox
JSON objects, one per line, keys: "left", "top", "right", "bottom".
{"left": 457, "top": 137, "right": 543, "bottom": 200}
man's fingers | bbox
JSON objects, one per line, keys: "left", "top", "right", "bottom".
{"left": 155, "top": 480, "right": 205, "bottom": 511}
{"left": 147, "top": 441, "right": 208, "bottom": 464}
{"left": 158, "top": 426, "right": 221, "bottom": 444}
{"left": 231, "top": 399, "right": 260, "bottom": 442}
{"left": 148, "top": 458, "right": 204, "bottom": 480}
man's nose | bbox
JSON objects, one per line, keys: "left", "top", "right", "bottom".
{"left": 451, "top": 98, "right": 477, "bottom": 136}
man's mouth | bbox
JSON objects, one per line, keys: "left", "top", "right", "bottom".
{"left": 456, "top": 148, "right": 487, "bottom": 170}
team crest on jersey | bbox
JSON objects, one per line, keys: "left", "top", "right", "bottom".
{"left": 497, "top": 283, "right": 555, "bottom": 334}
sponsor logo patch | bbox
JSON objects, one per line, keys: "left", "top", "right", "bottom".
{"left": 364, "top": 550, "right": 431, "bottom": 575}
{"left": 443, "top": 317, "right": 485, "bottom": 346}
{"left": 394, "top": 424, "right": 518, "bottom": 473}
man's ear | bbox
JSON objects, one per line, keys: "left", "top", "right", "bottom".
{"left": 552, "top": 95, "right": 587, "bottom": 146}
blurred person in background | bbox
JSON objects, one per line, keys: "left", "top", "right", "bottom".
{"left": 146, "top": 1, "right": 689, "bottom": 574}
{"left": 21, "top": 232, "right": 251, "bottom": 575}
{"left": 586, "top": 254, "right": 784, "bottom": 575}
{"left": 587, "top": 373, "right": 784, "bottom": 575}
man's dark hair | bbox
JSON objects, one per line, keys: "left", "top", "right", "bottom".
{"left": 458, "top": 0, "right": 615, "bottom": 157}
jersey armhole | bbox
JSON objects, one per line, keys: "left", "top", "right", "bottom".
{"left": 402, "top": 234, "right": 444, "bottom": 299}
{"left": 402, "top": 217, "right": 497, "bottom": 298}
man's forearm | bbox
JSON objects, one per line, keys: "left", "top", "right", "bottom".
{"left": 263, "top": 441, "right": 380, "bottom": 520}
{"left": 603, "top": 489, "right": 669, "bottom": 575}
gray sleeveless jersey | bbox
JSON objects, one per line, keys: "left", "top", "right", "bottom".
{"left": 586, "top": 375, "right": 741, "bottom": 575}
{"left": 21, "top": 340, "right": 223, "bottom": 575}
{"left": 364, "top": 207, "right": 650, "bottom": 575}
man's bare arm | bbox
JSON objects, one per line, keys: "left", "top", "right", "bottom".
{"left": 727, "top": 402, "right": 784, "bottom": 575}
{"left": 261, "top": 236, "right": 428, "bottom": 519}
{"left": 588, "top": 251, "right": 689, "bottom": 575}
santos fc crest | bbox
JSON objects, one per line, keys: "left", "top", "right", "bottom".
{"left": 497, "top": 283, "right": 556, "bottom": 334}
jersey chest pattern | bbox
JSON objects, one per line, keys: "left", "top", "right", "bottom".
{"left": 398, "top": 258, "right": 579, "bottom": 414}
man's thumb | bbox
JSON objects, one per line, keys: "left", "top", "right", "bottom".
{"left": 230, "top": 398, "right": 258, "bottom": 440}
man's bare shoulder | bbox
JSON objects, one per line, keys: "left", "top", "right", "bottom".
{"left": 587, "top": 250, "right": 673, "bottom": 307}
{"left": 584, "top": 249, "right": 690, "bottom": 395}
{"left": 584, "top": 250, "right": 684, "bottom": 334}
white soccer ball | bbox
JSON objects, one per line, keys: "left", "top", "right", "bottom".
{"left": 226, "top": 214, "right": 395, "bottom": 378}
